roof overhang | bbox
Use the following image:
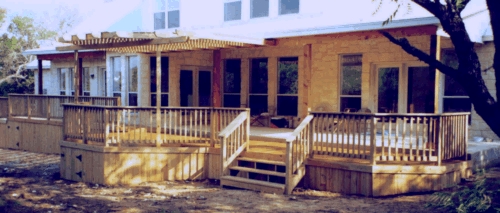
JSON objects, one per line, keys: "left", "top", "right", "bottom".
{"left": 56, "top": 30, "right": 275, "bottom": 53}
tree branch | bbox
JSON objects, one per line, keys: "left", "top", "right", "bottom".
{"left": 411, "top": 0, "right": 445, "bottom": 17}
{"left": 380, "top": 31, "right": 457, "bottom": 77}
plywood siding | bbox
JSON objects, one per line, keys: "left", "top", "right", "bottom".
{"left": 304, "top": 166, "right": 373, "bottom": 196}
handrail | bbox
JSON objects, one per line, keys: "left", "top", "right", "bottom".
{"left": 285, "top": 115, "right": 313, "bottom": 194}
{"left": 310, "top": 111, "right": 470, "bottom": 165}
{"left": 219, "top": 110, "right": 250, "bottom": 177}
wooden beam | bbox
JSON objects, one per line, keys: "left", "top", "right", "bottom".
{"left": 37, "top": 59, "right": 43, "bottom": 95}
{"left": 36, "top": 51, "right": 106, "bottom": 61}
{"left": 300, "top": 44, "right": 312, "bottom": 118}
{"left": 212, "top": 50, "right": 222, "bottom": 107}
{"left": 156, "top": 46, "right": 161, "bottom": 147}
{"left": 432, "top": 35, "right": 444, "bottom": 113}
{"left": 78, "top": 58, "right": 83, "bottom": 96}
{"left": 74, "top": 50, "right": 79, "bottom": 102}
{"left": 56, "top": 37, "right": 189, "bottom": 51}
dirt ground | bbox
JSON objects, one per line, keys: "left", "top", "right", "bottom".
{"left": 0, "top": 149, "right": 449, "bottom": 213}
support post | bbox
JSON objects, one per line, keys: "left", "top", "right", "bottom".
{"left": 212, "top": 50, "right": 221, "bottom": 107}
{"left": 300, "top": 44, "right": 312, "bottom": 118}
{"left": 156, "top": 46, "right": 162, "bottom": 147}
{"left": 38, "top": 59, "right": 43, "bottom": 95}
{"left": 78, "top": 58, "right": 83, "bottom": 96}
{"left": 432, "top": 35, "right": 443, "bottom": 114}
{"left": 370, "top": 116, "right": 377, "bottom": 165}
{"left": 74, "top": 50, "right": 79, "bottom": 103}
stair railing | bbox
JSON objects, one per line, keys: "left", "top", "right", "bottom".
{"left": 285, "top": 115, "right": 314, "bottom": 194}
{"left": 219, "top": 110, "right": 250, "bottom": 177}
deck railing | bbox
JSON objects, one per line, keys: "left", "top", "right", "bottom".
{"left": 63, "top": 104, "right": 248, "bottom": 147}
{"left": 8, "top": 94, "right": 120, "bottom": 120}
{"left": 285, "top": 115, "right": 313, "bottom": 194}
{"left": 0, "top": 97, "right": 8, "bottom": 118}
{"left": 219, "top": 110, "right": 250, "bottom": 176}
{"left": 310, "top": 112, "right": 469, "bottom": 165}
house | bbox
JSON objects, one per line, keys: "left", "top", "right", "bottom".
{"left": 12, "top": 0, "right": 494, "bottom": 196}
{"left": 23, "top": 0, "right": 495, "bottom": 138}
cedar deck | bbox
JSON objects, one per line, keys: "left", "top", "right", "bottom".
{"left": 0, "top": 94, "right": 471, "bottom": 196}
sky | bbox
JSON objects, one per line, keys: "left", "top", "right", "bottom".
{"left": 0, "top": 0, "right": 104, "bottom": 16}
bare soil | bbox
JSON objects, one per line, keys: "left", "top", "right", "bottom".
{"left": 0, "top": 149, "right": 447, "bottom": 213}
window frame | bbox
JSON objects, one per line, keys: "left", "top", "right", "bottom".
{"left": 153, "top": 0, "right": 180, "bottom": 30}
{"left": 249, "top": 58, "right": 269, "bottom": 115}
{"left": 127, "top": 56, "right": 139, "bottom": 106}
{"left": 250, "top": 0, "right": 270, "bottom": 19}
{"left": 224, "top": 0, "right": 242, "bottom": 21}
{"left": 223, "top": 59, "right": 242, "bottom": 107}
{"left": 339, "top": 54, "right": 362, "bottom": 112}
{"left": 279, "top": 0, "right": 300, "bottom": 15}
{"left": 441, "top": 49, "right": 471, "bottom": 113}
{"left": 150, "top": 56, "right": 169, "bottom": 107}
{"left": 82, "top": 67, "right": 91, "bottom": 96}
{"left": 167, "top": 0, "right": 180, "bottom": 29}
{"left": 111, "top": 57, "right": 122, "bottom": 99}
{"left": 277, "top": 56, "right": 299, "bottom": 116}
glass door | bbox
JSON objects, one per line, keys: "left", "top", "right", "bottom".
{"left": 180, "top": 70, "right": 194, "bottom": 106}
{"left": 198, "top": 70, "right": 212, "bottom": 106}
{"left": 97, "top": 67, "right": 107, "bottom": 96}
{"left": 376, "top": 66, "right": 400, "bottom": 113}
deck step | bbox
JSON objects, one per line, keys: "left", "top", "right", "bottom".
{"left": 220, "top": 176, "right": 285, "bottom": 194}
{"left": 229, "top": 166, "right": 286, "bottom": 177}
{"left": 237, "top": 157, "right": 285, "bottom": 166}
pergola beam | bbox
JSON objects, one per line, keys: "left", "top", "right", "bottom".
{"left": 56, "top": 37, "right": 189, "bottom": 51}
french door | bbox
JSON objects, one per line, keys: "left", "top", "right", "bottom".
{"left": 180, "top": 67, "right": 212, "bottom": 107}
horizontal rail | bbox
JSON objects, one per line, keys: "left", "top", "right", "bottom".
{"left": 310, "top": 112, "right": 469, "bottom": 165}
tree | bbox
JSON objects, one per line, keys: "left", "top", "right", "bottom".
{"left": 375, "top": 0, "right": 500, "bottom": 137}
{"left": 0, "top": 5, "right": 82, "bottom": 95}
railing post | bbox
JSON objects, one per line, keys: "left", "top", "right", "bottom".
{"left": 27, "top": 95, "right": 31, "bottom": 119}
{"left": 437, "top": 116, "right": 442, "bottom": 166}
{"left": 246, "top": 109, "right": 250, "bottom": 151}
{"left": 285, "top": 141, "right": 292, "bottom": 195}
{"left": 309, "top": 115, "right": 315, "bottom": 158}
{"left": 46, "top": 96, "right": 51, "bottom": 121}
{"left": 370, "top": 116, "right": 377, "bottom": 165}
{"left": 62, "top": 105, "right": 66, "bottom": 141}
{"left": 105, "top": 108, "right": 110, "bottom": 147}
{"left": 210, "top": 108, "right": 216, "bottom": 147}
{"left": 221, "top": 137, "right": 227, "bottom": 176}
{"left": 8, "top": 95, "right": 12, "bottom": 119}
{"left": 464, "top": 114, "right": 469, "bottom": 161}
{"left": 83, "top": 107, "right": 88, "bottom": 144}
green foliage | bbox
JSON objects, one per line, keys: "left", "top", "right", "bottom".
{"left": 427, "top": 178, "right": 500, "bottom": 213}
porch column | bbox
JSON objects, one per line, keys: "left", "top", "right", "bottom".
{"left": 156, "top": 46, "right": 161, "bottom": 147}
{"left": 78, "top": 58, "right": 83, "bottom": 96}
{"left": 37, "top": 59, "right": 43, "bottom": 95}
{"left": 212, "top": 50, "right": 222, "bottom": 107}
{"left": 432, "top": 35, "right": 444, "bottom": 113}
{"left": 74, "top": 50, "right": 79, "bottom": 102}
{"left": 299, "top": 44, "right": 312, "bottom": 118}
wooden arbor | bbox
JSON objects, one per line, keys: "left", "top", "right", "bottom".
{"left": 56, "top": 30, "right": 275, "bottom": 146}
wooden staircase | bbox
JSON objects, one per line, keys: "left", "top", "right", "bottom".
{"left": 220, "top": 157, "right": 288, "bottom": 194}
{"left": 218, "top": 113, "right": 313, "bottom": 194}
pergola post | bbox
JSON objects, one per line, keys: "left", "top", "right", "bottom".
{"left": 212, "top": 50, "right": 222, "bottom": 107}
{"left": 432, "top": 35, "right": 444, "bottom": 114}
{"left": 37, "top": 59, "right": 43, "bottom": 95}
{"left": 78, "top": 58, "right": 83, "bottom": 96}
{"left": 156, "top": 45, "right": 162, "bottom": 147}
{"left": 74, "top": 50, "right": 79, "bottom": 102}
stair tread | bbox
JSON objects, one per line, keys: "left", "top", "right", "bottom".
{"left": 230, "top": 166, "right": 286, "bottom": 177}
{"left": 221, "top": 176, "right": 285, "bottom": 189}
{"left": 237, "top": 157, "right": 286, "bottom": 166}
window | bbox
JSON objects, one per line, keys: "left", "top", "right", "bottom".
{"left": 249, "top": 58, "right": 268, "bottom": 115}
{"left": 128, "top": 56, "right": 138, "bottom": 106}
{"left": 224, "top": 0, "right": 242, "bottom": 21}
{"left": 150, "top": 57, "right": 169, "bottom": 106}
{"left": 112, "top": 57, "right": 122, "bottom": 98}
{"left": 251, "top": 0, "right": 269, "bottom": 18}
{"left": 279, "top": 0, "right": 299, "bottom": 15}
{"left": 59, "top": 68, "right": 67, "bottom": 95}
{"left": 441, "top": 49, "right": 471, "bottom": 113}
{"left": 277, "top": 57, "right": 298, "bottom": 116}
{"left": 154, "top": 0, "right": 179, "bottom": 29}
{"left": 407, "top": 66, "right": 435, "bottom": 113}
{"left": 68, "top": 68, "right": 74, "bottom": 95}
{"left": 223, "top": 59, "right": 241, "bottom": 107}
{"left": 82, "top": 67, "right": 91, "bottom": 96}
{"left": 154, "top": 0, "right": 166, "bottom": 30}
{"left": 339, "top": 55, "right": 362, "bottom": 112}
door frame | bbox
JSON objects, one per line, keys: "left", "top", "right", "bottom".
{"left": 180, "top": 65, "right": 212, "bottom": 107}
{"left": 370, "top": 61, "right": 429, "bottom": 113}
